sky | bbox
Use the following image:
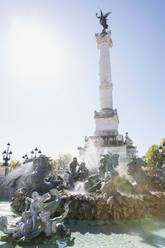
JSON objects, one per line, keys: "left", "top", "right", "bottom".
{"left": 0, "top": 0, "right": 165, "bottom": 161}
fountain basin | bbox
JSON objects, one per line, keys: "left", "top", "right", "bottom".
{"left": 0, "top": 177, "right": 10, "bottom": 200}
{"left": 11, "top": 191, "right": 165, "bottom": 222}
{"left": 3, "top": 200, "right": 165, "bottom": 248}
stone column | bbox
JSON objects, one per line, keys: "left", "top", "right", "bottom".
{"left": 95, "top": 32, "right": 113, "bottom": 111}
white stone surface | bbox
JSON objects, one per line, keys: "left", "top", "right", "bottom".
{"left": 95, "top": 32, "right": 112, "bottom": 87}
{"left": 95, "top": 31, "right": 118, "bottom": 135}
{"left": 99, "top": 85, "right": 113, "bottom": 110}
{"left": 95, "top": 116, "right": 118, "bottom": 136}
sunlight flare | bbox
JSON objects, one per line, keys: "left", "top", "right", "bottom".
{"left": 5, "top": 19, "right": 65, "bottom": 86}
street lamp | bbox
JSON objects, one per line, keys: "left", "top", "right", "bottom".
{"left": 2, "top": 142, "right": 12, "bottom": 175}
{"left": 31, "top": 150, "right": 34, "bottom": 158}
{"left": 34, "top": 147, "right": 38, "bottom": 158}
{"left": 22, "top": 148, "right": 42, "bottom": 163}
{"left": 159, "top": 146, "right": 162, "bottom": 153}
{"left": 31, "top": 148, "right": 42, "bottom": 159}
{"left": 38, "top": 150, "right": 42, "bottom": 155}
{"left": 159, "top": 142, "right": 165, "bottom": 176}
{"left": 159, "top": 142, "right": 165, "bottom": 153}
{"left": 22, "top": 154, "right": 28, "bottom": 163}
{"left": 34, "top": 148, "right": 42, "bottom": 158}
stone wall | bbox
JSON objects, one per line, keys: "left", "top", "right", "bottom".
{"left": 11, "top": 191, "right": 165, "bottom": 221}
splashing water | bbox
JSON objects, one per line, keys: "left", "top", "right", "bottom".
{"left": 80, "top": 139, "right": 99, "bottom": 172}
{"left": 74, "top": 181, "right": 86, "bottom": 194}
{"left": 117, "top": 156, "right": 129, "bottom": 178}
{"left": 79, "top": 138, "right": 134, "bottom": 182}
{"left": 4, "top": 161, "right": 34, "bottom": 186}
{"left": 66, "top": 181, "right": 87, "bottom": 195}
{"left": 117, "top": 156, "right": 136, "bottom": 185}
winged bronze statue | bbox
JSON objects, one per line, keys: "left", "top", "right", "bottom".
{"left": 96, "top": 10, "right": 111, "bottom": 34}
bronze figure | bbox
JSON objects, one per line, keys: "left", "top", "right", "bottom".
{"left": 96, "top": 9, "right": 111, "bottom": 34}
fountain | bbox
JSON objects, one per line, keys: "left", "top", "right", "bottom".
{"left": 1, "top": 150, "right": 165, "bottom": 247}
{"left": 0, "top": 8, "right": 165, "bottom": 248}
{"left": 1, "top": 152, "right": 165, "bottom": 247}
{"left": 7, "top": 152, "right": 165, "bottom": 222}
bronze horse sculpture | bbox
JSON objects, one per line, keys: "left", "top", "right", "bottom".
{"left": 5, "top": 155, "right": 63, "bottom": 194}
{"left": 127, "top": 157, "right": 165, "bottom": 193}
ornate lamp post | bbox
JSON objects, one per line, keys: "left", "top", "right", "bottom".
{"left": 159, "top": 142, "right": 165, "bottom": 156}
{"left": 22, "top": 154, "right": 28, "bottom": 163}
{"left": 38, "top": 150, "right": 42, "bottom": 156}
{"left": 22, "top": 148, "right": 42, "bottom": 163}
{"left": 2, "top": 143, "right": 12, "bottom": 175}
{"left": 30, "top": 148, "right": 42, "bottom": 159}
{"left": 34, "top": 147, "right": 38, "bottom": 158}
{"left": 159, "top": 142, "right": 165, "bottom": 176}
{"left": 31, "top": 150, "right": 34, "bottom": 158}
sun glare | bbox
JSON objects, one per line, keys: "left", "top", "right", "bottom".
{"left": 5, "top": 19, "right": 64, "bottom": 86}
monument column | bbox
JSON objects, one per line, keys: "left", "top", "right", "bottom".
{"left": 94, "top": 31, "right": 118, "bottom": 137}
{"left": 95, "top": 32, "right": 113, "bottom": 111}
{"left": 78, "top": 10, "right": 136, "bottom": 164}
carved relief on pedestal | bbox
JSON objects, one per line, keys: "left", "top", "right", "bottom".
{"left": 95, "top": 32, "right": 112, "bottom": 48}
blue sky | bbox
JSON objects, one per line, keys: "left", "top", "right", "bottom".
{"left": 0, "top": 0, "right": 165, "bottom": 160}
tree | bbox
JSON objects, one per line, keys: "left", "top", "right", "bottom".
{"left": 51, "top": 154, "right": 72, "bottom": 170}
{"left": 145, "top": 145, "right": 163, "bottom": 169}
{"left": 8, "top": 160, "right": 21, "bottom": 169}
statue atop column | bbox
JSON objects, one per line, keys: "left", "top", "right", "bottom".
{"left": 125, "top": 132, "right": 133, "bottom": 146}
{"left": 96, "top": 9, "right": 111, "bottom": 34}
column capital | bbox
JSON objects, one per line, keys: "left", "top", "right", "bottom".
{"left": 95, "top": 31, "right": 113, "bottom": 48}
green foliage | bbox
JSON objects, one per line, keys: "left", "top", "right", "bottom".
{"left": 0, "top": 161, "right": 20, "bottom": 168}
{"left": 145, "top": 145, "right": 163, "bottom": 169}
{"left": 160, "top": 138, "right": 165, "bottom": 149}
{"left": 51, "top": 154, "right": 72, "bottom": 170}
{"left": 9, "top": 160, "right": 20, "bottom": 169}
